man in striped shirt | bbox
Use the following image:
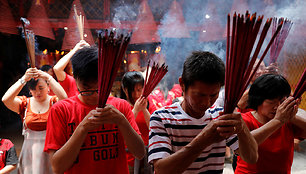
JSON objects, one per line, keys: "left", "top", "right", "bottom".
{"left": 148, "top": 51, "right": 258, "bottom": 174}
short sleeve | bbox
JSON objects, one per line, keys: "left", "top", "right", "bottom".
{"left": 16, "top": 96, "right": 27, "bottom": 119}
{"left": 44, "top": 103, "right": 69, "bottom": 152}
{"left": 6, "top": 146, "right": 18, "bottom": 165}
{"left": 59, "top": 73, "right": 78, "bottom": 97}
{"left": 148, "top": 112, "right": 172, "bottom": 164}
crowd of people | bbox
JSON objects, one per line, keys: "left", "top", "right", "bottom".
{"left": 1, "top": 40, "right": 305, "bottom": 174}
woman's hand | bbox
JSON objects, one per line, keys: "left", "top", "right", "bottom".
{"left": 37, "top": 70, "right": 52, "bottom": 81}
{"left": 133, "top": 97, "right": 148, "bottom": 115}
{"left": 23, "top": 68, "right": 38, "bottom": 82}
{"left": 275, "top": 97, "right": 299, "bottom": 124}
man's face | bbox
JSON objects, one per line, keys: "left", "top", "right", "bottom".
{"left": 181, "top": 79, "right": 220, "bottom": 118}
{"left": 76, "top": 80, "right": 99, "bottom": 106}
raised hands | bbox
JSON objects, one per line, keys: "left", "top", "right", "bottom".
{"left": 80, "top": 104, "right": 126, "bottom": 132}
{"left": 23, "top": 67, "right": 39, "bottom": 82}
{"left": 274, "top": 96, "right": 299, "bottom": 124}
{"left": 203, "top": 112, "right": 243, "bottom": 143}
{"left": 133, "top": 96, "right": 148, "bottom": 115}
{"left": 73, "top": 40, "right": 90, "bottom": 51}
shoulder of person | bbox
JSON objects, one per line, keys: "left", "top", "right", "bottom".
{"left": 207, "top": 105, "right": 223, "bottom": 118}
{"left": 51, "top": 96, "right": 76, "bottom": 109}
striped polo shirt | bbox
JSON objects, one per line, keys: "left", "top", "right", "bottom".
{"left": 148, "top": 102, "right": 239, "bottom": 174}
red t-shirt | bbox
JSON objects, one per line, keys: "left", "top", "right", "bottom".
{"left": 235, "top": 112, "right": 302, "bottom": 174}
{"left": 59, "top": 73, "right": 78, "bottom": 98}
{"left": 126, "top": 98, "right": 157, "bottom": 166}
{"left": 44, "top": 96, "right": 141, "bottom": 174}
{"left": 0, "top": 139, "right": 17, "bottom": 170}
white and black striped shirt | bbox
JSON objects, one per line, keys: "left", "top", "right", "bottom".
{"left": 148, "top": 102, "right": 238, "bottom": 174}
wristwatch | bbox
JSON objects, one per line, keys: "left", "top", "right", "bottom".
{"left": 19, "top": 78, "right": 26, "bottom": 85}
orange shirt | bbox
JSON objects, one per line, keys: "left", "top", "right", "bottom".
{"left": 18, "top": 96, "right": 57, "bottom": 131}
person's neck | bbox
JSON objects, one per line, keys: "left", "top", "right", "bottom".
{"left": 78, "top": 95, "right": 98, "bottom": 106}
{"left": 181, "top": 100, "right": 204, "bottom": 119}
{"left": 252, "top": 111, "right": 270, "bottom": 124}
{"left": 33, "top": 95, "right": 49, "bottom": 103}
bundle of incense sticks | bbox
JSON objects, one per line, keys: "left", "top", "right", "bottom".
{"left": 293, "top": 67, "right": 306, "bottom": 99}
{"left": 142, "top": 61, "right": 168, "bottom": 98}
{"left": 270, "top": 18, "right": 293, "bottom": 64}
{"left": 74, "top": 5, "right": 84, "bottom": 40}
{"left": 98, "top": 29, "right": 132, "bottom": 108}
{"left": 224, "top": 11, "right": 283, "bottom": 114}
{"left": 21, "top": 17, "right": 35, "bottom": 68}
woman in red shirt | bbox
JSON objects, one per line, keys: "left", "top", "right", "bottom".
{"left": 235, "top": 74, "right": 306, "bottom": 174}
{"left": 120, "top": 71, "right": 157, "bottom": 173}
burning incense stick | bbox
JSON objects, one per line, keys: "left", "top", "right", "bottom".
{"left": 224, "top": 11, "right": 283, "bottom": 114}
{"left": 293, "top": 67, "right": 306, "bottom": 99}
{"left": 270, "top": 18, "right": 293, "bottom": 64}
{"left": 142, "top": 61, "right": 168, "bottom": 98}
{"left": 98, "top": 29, "right": 132, "bottom": 108}
{"left": 21, "top": 17, "right": 35, "bottom": 68}
{"left": 74, "top": 5, "right": 84, "bottom": 40}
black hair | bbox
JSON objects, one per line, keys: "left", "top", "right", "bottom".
{"left": 40, "top": 65, "right": 52, "bottom": 72}
{"left": 248, "top": 74, "right": 291, "bottom": 110}
{"left": 27, "top": 78, "right": 47, "bottom": 90}
{"left": 182, "top": 51, "right": 225, "bottom": 90}
{"left": 71, "top": 46, "right": 98, "bottom": 85}
{"left": 120, "top": 71, "right": 144, "bottom": 104}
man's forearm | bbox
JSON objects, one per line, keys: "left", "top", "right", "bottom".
{"left": 154, "top": 129, "right": 213, "bottom": 174}
{"left": 237, "top": 121, "right": 258, "bottom": 164}
{"left": 51, "top": 125, "right": 88, "bottom": 174}
{"left": 118, "top": 117, "right": 145, "bottom": 159}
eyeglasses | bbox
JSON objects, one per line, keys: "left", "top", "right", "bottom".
{"left": 78, "top": 89, "right": 99, "bottom": 96}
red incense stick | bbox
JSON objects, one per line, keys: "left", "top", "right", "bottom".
{"left": 224, "top": 11, "right": 283, "bottom": 114}
{"left": 98, "top": 29, "right": 132, "bottom": 108}
{"left": 142, "top": 61, "right": 168, "bottom": 98}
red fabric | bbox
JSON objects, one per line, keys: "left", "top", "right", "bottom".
{"left": 147, "top": 88, "right": 165, "bottom": 109}
{"left": 44, "top": 96, "right": 140, "bottom": 174}
{"left": 165, "top": 84, "right": 182, "bottom": 106}
{"left": 0, "top": 0, "right": 18, "bottom": 35}
{"left": 126, "top": 97, "right": 157, "bottom": 166}
{"left": 18, "top": 96, "right": 57, "bottom": 131}
{"left": 59, "top": 73, "right": 79, "bottom": 98}
{"left": 236, "top": 108, "right": 254, "bottom": 113}
{"left": 27, "top": 0, "right": 55, "bottom": 40}
{"left": 235, "top": 112, "right": 301, "bottom": 174}
{"left": 0, "top": 139, "right": 14, "bottom": 170}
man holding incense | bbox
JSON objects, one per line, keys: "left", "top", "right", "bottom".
{"left": 53, "top": 40, "right": 89, "bottom": 97}
{"left": 44, "top": 47, "right": 145, "bottom": 174}
{"left": 148, "top": 51, "right": 258, "bottom": 174}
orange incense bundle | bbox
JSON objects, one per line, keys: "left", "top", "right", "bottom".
{"left": 74, "top": 5, "right": 84, "bottom": 40}
{"left": 142, "top": 61, "right": 168, "bottom": 98}
{"left": 21, "top": 17, "right": 35, "bottom": 68}
{"left": 293, "top": 68, "right": 306, "bottom": 99}
{"left": 98, "top": 29, "right": 132, "bottom": 108}
{"left": 224, "top": 11, "right": 283, "bottom": 114}
{"left": 270, "top": 18, "right": 292, "bottom": 64}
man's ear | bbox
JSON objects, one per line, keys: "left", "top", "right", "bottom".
{"left": 178, "top": 77, "right": 185, "bottom": 93}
